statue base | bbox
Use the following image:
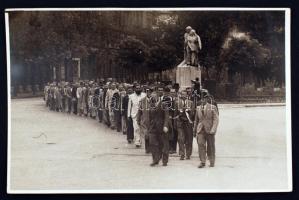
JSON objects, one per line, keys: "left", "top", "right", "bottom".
{"left": 176, "top": 60, "right": 201, "bottom": 91}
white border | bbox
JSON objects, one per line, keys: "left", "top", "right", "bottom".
{"left": 5, "top": 8, "right": 292, "bottom": 194}
{"left": 285, "top": 8, "right": 292, "bottom": 192}
{"left": 5, "top": 12, "right": 12, "bottom": 194}
{"left": 5, "top": 8, "right": 289, "bottom": 11}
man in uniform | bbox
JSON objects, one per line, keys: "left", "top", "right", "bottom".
{"left": 175, "top": 90, "right": 195, "bottom": 160}
{"left": 169, "top": 88, "right": 178, "bottom": 154}
{"left": 193, "top": 95, "right": 219, "bottom": 168}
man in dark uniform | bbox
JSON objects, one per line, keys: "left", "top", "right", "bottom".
{"left": 169, "top": 88, "right": 178, "bottom": 154}
{"left": 144, "top": 93, "right": 170, "bottom": 167}
{"left": 175, "top": 90, "right": 195, "bottom": 160}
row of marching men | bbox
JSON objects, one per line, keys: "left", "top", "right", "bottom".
{"left": 44, "top": 80, "right": 219, "bottom": 168}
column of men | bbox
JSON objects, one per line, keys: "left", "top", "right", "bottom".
{"left": 44, "top": 80, "right": 219, "bottom": 168}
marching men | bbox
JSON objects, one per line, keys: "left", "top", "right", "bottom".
{"left": 44, "top": 80, "right": 220, "bottom": 168}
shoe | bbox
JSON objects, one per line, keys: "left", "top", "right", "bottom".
{"left": 170, "top": 150, "right": 177, "bottom": 154}
{"left": 162, "top": 163, "right": 167, "bottom": 166}
{"left": 180, "top": 156, "right": 185, "bottom": 160}
{"left": 135, "top": 144, "right": 141, "bottom": 148}
{"left": 209, "top": 163, "right": 215, "bottom": 167}
{"left": 186, "top": 156, "right": 190, "bottom": 160}
{"left": 198, "top": 163, "right": 205, "bottom": 168}
{"left": 128, "top": 140, "right": 132, "bottom": 144}
{"left": 150, "top": 162, "right": 158, "bottom": 167}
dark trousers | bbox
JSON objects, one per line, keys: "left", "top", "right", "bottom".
{"left": 72, "top": 99, "right": 77, "bottom": 114}
{"left": 177, "top": 122, "right": 193, "bottom": 158}
{"left": 114, "top": 110, "right": 122, "bottom": 132}
{"left": 62, "top": 97, "right": 66, "bottom": 112}
{"left": 169, "top": 128, "right": 178, "bottom": 152}
{"left": 67, "top": 98, "right": 72, "bottom": 113}
{"left": 149, "top": 132, "right": 169, "bottom": 164}
{"left": 50, "top": 98, "right": 55, "bottom": 111}
{"left": 196, "top": 131, "right": 215, "bottom": 165}
{"left": 98, "top": 109, "right": 103, "bottom": 122}
{"left": 126, "top": 117, "right": 134, "bottom": 141}
{"left": 145, "top": 136, "right": 150, "bottom": 153}
{"left": 104, "top": 109, "right": 111, "bottom": 127}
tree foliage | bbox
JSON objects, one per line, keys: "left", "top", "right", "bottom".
{"left": 9, "top": 11, "right": 285, "bottom": 85}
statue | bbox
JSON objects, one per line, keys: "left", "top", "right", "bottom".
{"left": 176, "top": 26, "right": 202, "bottom": 91}
{"left": 184, "top": 27, "right": 202, "bottom": 67}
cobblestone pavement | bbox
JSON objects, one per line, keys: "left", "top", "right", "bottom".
{"left": 9, "top": 98, "right": 290, "bottom": 192}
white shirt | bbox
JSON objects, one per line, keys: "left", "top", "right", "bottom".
{"left": 127, "top": 92, "right": 146, "bottom": 118}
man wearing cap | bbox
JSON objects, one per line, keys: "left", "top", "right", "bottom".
{"left": 127, "top": 83, "right": 146, "bottom": 147}
{"left": 193, "top": 95, "right": 219, "bottom": 168}
{"left": 175, "top": 90, "right": 195, "bottom": 160}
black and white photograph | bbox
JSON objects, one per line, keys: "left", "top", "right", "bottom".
{"left": 5, "top": 8, "right": 291, "bottom": 193}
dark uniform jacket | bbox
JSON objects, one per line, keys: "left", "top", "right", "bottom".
{"left": 174, "top": 98, "right": 195, "bottom": 128}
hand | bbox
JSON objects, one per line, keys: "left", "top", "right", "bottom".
{"left": 193, "top": 130, "right": 197, "bottom": 137}
{"left": 210, "top": 131, "right": 215, "bottom": 134}
{"left": 163, "top": 126, "right": 168, "bottom": 133}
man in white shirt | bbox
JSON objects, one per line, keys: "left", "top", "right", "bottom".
{"left": 127, "top": 84, "right": 146, "bottom": 147}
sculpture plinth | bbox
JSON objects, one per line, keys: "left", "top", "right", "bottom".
{"left": 176, "top": 60, "right": 201, "bottom": 91}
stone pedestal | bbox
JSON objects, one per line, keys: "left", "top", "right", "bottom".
{"left": 176, "top": 60, "right": 201, "bottom": 91}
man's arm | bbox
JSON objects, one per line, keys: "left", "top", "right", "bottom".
{"left": 210, "top": 106, "right": 219, "bottom": 134}
{"left": 76, "top": 88, "right": 80, "bottom": 99}
{"left": 136, "top": 101, "right": 143, "bottom": 126}
{"left": 163, "top": 106, "right": 170, "bottom": 133}
{"left": 127, "top": 96, "right": 132, "bottom": 118}
{"left": 193, "top": 107, "right": 199, "bottom": 136}
{"left": 198, "top": 36, "right": 202, "bottom": 50}
{"left": 105, "top": 91, "right": 109, "bottom": 109}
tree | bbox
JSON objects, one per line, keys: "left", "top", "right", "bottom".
{"left": 219, "top": 35, "right": 270, "bottom": 85}
{"left": 118, "top": 36, "right": 149, "bottom": 78}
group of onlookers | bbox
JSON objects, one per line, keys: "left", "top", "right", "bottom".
{"left": 44, "top": 78, "right": 219, "bottom": 168}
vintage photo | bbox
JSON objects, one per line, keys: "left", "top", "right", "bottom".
{"left": 6, "top": 8, "right": 291, "bottom": 193}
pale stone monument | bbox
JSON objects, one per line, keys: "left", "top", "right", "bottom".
{"left": 176, "top": 26, "right": 201, "bottom": 91}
